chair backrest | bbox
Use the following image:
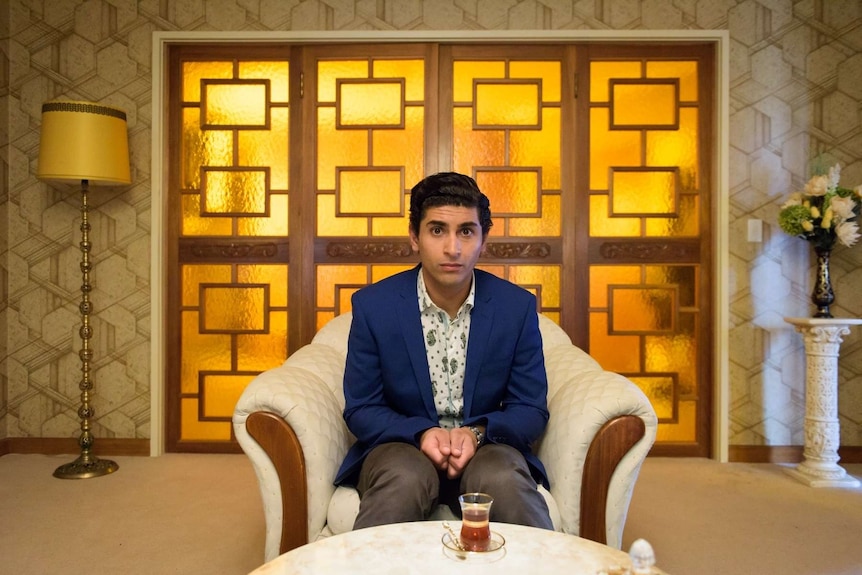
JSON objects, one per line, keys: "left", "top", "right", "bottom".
{"left": 311, "top": 311, "right": 575, "bottom": 358}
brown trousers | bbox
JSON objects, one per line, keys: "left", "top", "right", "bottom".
{"left": 353, "top": 442, "right": 553, "bottom": 530}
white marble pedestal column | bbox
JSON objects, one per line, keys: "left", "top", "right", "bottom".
{"left": 783, "top": 317, "right": 862, "bottom": 488}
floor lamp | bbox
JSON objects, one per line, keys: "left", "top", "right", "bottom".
{"left": 37, "top": 101, "right": 131, "bottom": 479}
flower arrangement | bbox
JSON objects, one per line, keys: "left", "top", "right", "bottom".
{"left": 778, "top": 164, "right": 862, "bottom": 250}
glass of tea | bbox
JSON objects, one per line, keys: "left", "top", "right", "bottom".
{"left": 458, "top": 492, "right": 493, "bottom": 551}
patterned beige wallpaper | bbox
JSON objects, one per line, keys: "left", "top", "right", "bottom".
{"left": 1, "top": 0, "right": 861, "bottom": 451}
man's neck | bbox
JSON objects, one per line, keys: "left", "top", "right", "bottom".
{"left": 421, "top": 269, "right": 471, "bottom": 319}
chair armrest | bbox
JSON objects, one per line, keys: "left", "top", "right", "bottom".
{"left": 233, "top": 344, "right": 351, "bottom": 562}
{"left": 537, "top": 345, "right": 657, "bottom": 549}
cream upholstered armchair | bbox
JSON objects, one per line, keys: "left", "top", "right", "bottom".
{"left": 233, "top": 312, "right": 657, "bottom": 562}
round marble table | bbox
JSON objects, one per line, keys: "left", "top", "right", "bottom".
{"left": 248, "top": 521, "right": 663, "bottom": 574}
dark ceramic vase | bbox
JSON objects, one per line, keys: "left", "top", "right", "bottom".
{"left": 812, "top": 246, "right": 834, "bottom": 318}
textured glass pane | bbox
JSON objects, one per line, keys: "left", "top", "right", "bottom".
{"left": 341, "top": 82, "right": 402, "bottom": 125}
{"left": 372, "top": 204, "right": 411, "bottom": 236}
{"left": 237, "top": 265, "right": 288, "bottom": 307}
{"left": 183, "top": 61, "right": 233, "bottom": 102}
{"left": 589, "top": 266, "right": 640, "bottom": 308}
{"left": 239, "top": 61, "right": 290, "bottom": 103}
{"left": 373, "top": 60, "right": 424, "bottom": 101}
{"left": 476, "top": 83, "right": 539, "bottom": 126}
{"left": 511, "top": 108, "right": 561, "bottom": 189}
{"left": 205, "top": 83, "right": 267, "bottom": 125}
{"left": 371, "top": 265, "right": 413, "bottom": 283}
{"left": 613, "top": 83, "right": 676, "bottom": 126}
{"left": 610, "top": 287, "right": 675, "bottom": 332}
{"left": 647, "top": 61, "right": 698, "bottom": 101}
{"left": 589, "top": 312, "right": 640, "bottom": 372}
{"left": 203, "top": 286, "right": 266, "bottom": 332}
{"left": 204, "top": 170, "right": 266, "bottom": 214}
{"left": 509, "top": 194, "right": 561, "bottom": 236}
{"left": 645, "top": 195, "right": 699, "bottom": 237}
{"left": 339, "top": 287, "right": 359, "bottom": 317}
{"left": 645, "top": 313, "right": 697, "bottom": 393}
{"left": 509, "top": 61, "right": 561, "bottom": 102}
{"left": 645, "top": 265, "right": 696, "bottom": 307}
{"left": 317, "top": 195, "right": 366, "bottom": 236}
{"left": 647, "top": 108, "right": 699, "bottom": 190}
{"left": 590, "top": 61, "right": 642, "bottom": 102}
{"left": 239, "top": 107, "right": 289, "bottom": 190}
{"left": 238, "top": 194, "right": 289, "bottom": 236}
{"left": 508, "top": 265, "right": 560, "bottom": 307}
{"left": 182, "top": 265, "right": 232, "bottom": 306}
{"left": 340, "top": 170, "right": 402, "bottom": 214}
{"left": 203, "top": 374, "right": 256, "bottom": 418}
{"left": 453, "top": 108, "right": 505, "bottom": 175}
{"left": 181, "top": 398, "right": 231, "bottom": 441}
{"left": 181, "top": 312, "right": 231, "bottom": 394}
{"left": 182, "top": 108, "right": 232, "bottom": 189}
{"left": 237, "top": 311, "right": 288, "bottom": 370}
{"left": 182, "top": 195, "right": 232, "bottom": 236}
{"left": 372, "top": 107, "right": 424, "bottom": 187}
{"left": 629, "top": 376, "right": 675, "bottom": 420}
{"left": 453, "top": 61, "right": 506, "bottom": 102}
{"left": 317, "top": 107, "right": 368, "bottom": 190}
{"left": 316, "top": 265, "right": 368, "bottom": 307}
{"left": 477, "top": 171, "right": 538, "bottom": 214}
{"left": 612, "top": 170, "right": 676, "bottom": 215}
{"left": 318, "top": 60, "right": 369, "bottom": 102}
{"left": 589, "top": 195, "right": 640, "bottom": 237}
{"left": 589, "top": 108, "right": 640, "bottom": 190}
{"left": 656, "top": 400, "right": 696, "bottom": 442}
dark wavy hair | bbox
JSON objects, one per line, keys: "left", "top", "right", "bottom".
{"left": 408, "top": 172, "right": 493, "bottom": 237}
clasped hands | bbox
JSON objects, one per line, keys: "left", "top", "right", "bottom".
{"left": 419, "top": 426, "right": 479, "bottom": 479}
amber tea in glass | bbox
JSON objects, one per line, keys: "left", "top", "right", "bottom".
{"left": 458, "top": 492, "right": 493, "bottom": 551}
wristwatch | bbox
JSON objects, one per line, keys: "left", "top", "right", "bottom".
{"left": 467, "top": 425, "right": 485, "bottom": 447}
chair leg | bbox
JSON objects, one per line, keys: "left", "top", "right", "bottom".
{"left": 578, "top": 415, "right": 646, "bottom": 545}
{"left": 246, "top": 411, "right": 309, "bottom": 554}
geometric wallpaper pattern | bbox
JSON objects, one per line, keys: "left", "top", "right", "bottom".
{"left": 1, "top": 0, "right": 861, "bottom": 451}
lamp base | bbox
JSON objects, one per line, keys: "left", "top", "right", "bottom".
{"left": 53, "top": 455, "right": 119, "bottom": 480}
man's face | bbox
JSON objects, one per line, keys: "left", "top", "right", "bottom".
{"left": 409, "top": 205, "right": 486, "bottom": 301}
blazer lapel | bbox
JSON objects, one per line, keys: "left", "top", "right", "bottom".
{"left": 463, "top": 281, "right": 494, "bottom": 417}
{"left": 397, "top": 269, "right": 438, "bottom": 418}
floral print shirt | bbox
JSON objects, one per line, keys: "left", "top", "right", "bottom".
{"left": 417, "top": 270, "right": 475, "bottom": 429}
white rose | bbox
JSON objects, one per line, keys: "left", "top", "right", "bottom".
{"left": 829, "top": 196, "right": 856, "bottom": 223}
{"left": 836, "top": 221, "right": 860, "bottom": 247}
{"left": 805, "top": 175, "right": 830, "bottom": 197}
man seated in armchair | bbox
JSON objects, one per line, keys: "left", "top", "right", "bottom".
{"left": 335, "top": 171, "right": 554, "bottom": 531}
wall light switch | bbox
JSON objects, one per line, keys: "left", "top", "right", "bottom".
{"left": 747, "top": 218, "right": 763, "bottom": 243}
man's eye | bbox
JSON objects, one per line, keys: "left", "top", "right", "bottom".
{"left": 431, "top": 227, "right": 443, "bottom": 235}
{"left": 460, "top": 228, "right": 474, "bottom": 236}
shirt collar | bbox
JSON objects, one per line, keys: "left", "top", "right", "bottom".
{"left": 417, "top": 268, "right": 476, "bottom": 317}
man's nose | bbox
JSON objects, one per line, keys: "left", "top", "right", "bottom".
{"left": 444, "top": 233, "right": 461, "bottom": 255}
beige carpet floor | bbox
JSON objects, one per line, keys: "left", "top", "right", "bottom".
{"left": 1, "top": 453, "right": 860, "bottom": 574}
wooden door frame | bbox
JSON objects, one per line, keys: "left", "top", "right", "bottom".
{"left": 150, "top": 30, "right": 731, "bottom": 460}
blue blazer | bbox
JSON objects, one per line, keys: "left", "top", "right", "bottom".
{"left": 335, "top": 266, "right": 550, "bottom": 488}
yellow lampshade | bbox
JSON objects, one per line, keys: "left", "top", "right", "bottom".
{"left": 37, "top": 101, "right": 131, "bottom": 185}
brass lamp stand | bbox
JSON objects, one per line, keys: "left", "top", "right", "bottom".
{"left": 37, "top": 101, "right": 132, "bottom": 479}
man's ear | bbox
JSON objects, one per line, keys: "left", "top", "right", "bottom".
{"left": 409, "top": 227, "right": 419, "bottom": 253}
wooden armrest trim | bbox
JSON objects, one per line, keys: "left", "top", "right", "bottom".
{"left": 578, "top": 414, "right": 646, "bottom": 544}
{"left": 246, "top": 411, "right": 309, "bottom": 554}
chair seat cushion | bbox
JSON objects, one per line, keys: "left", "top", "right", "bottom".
{"left": 325, "top": 484, "right": 561, "bottom": 537}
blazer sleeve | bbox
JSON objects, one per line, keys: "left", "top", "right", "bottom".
{"left": 342, "top": 290, "right": 438, "bottom": 448}
{"left": 465, "top": 293, "right": 549, "bottom": 453}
